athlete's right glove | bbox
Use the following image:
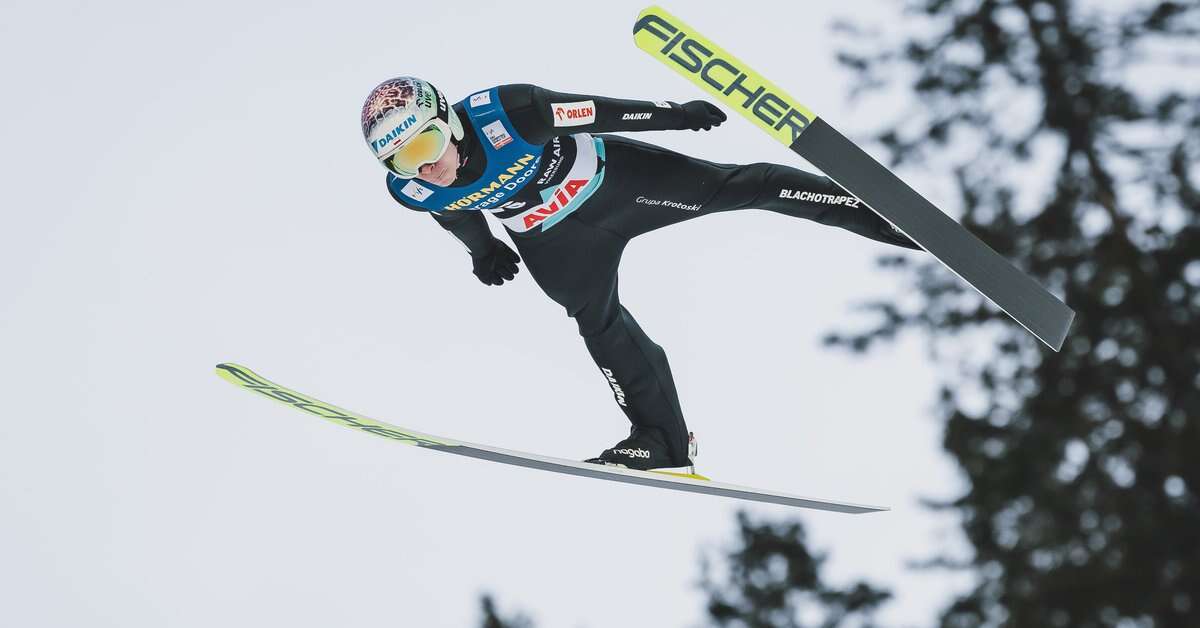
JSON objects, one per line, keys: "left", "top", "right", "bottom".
{"left": 680, "top": 100, "right": 727, "bottom": 131}
{"left": 471, "top": 237, "right": 522, "bottom": 286}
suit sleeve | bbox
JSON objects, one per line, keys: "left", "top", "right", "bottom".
{"left": 428, "top": 211, "right": 495, "bottom": 256}
{"left": 499, "top": 83, "right": 691, "bottom": 144}
{"left": 387, "top": 178, "right": 494, "bottom": 256}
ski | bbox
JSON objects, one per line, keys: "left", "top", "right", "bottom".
{"left": 633, "top": 6, "right": 1075, "bottom": 351}
{"left": 215, "top": 363, "right": 887, "bottom": 514}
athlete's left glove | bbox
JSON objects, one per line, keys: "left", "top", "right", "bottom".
{"left": 471, "top": 237, "right": 522, "bottom": 286}
{"left": 681, "top": 101, "right": 727, "bottom": 131}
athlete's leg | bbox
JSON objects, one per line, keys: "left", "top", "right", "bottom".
{"left": 705, "top": 161, "right": 920, "bottom": 249}
{"left": 508, "top": 219, "right": 691, "bottom": 466}
{"left": 583, "top": 135, "right": 919, "bottom": 249}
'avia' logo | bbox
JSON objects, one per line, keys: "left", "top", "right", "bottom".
{"left": 371, "top": 113, "right": 419, "bottom": 152}
{"left": 522, "top": 178, "right": 591, "bottom": 230}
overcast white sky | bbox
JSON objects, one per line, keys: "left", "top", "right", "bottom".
{"left": 1, "top": 1, "right": 974, "bottom": 626}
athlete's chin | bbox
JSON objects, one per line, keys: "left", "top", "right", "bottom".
{"left": 423, "top": 169, "right": 453, "bottom": 186}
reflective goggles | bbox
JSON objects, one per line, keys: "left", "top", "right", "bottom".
{"left": 381, "top": 118, "right": 452, "bottom": 179}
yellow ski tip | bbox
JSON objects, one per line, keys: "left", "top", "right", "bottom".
{"left": 632, "top": 5, "right": 816, "bottom": 147}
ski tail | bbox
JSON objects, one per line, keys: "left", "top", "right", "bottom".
{"left": 632, "top": 5, "right": 1074, "bottom": 351}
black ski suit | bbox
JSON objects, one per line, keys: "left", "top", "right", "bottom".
{"left": 386, "top": 84, "right": 918, "bottom": 466}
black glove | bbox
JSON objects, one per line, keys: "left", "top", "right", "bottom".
{"left": 680, "top": 100, "right": 727, "bottom": 131}
{"left": 471, "top": 237, "right": 521, "bottom": 286}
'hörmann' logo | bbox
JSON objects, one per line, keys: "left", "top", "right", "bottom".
{"left": 779, "top": 189, "right": 861, "bottom": 207}
{"left": 371, "top": 113, "right": 419, "bottom": 152}
{"left": 443, "top": 154, "right": 538, "bottom": 210}
{"left": 601, "top": 367, "right": 628, "bottom": 407}
{"left": 633, "top": 13, "right": 811, "bottom": 144}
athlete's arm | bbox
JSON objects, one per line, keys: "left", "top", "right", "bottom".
{"left": 497, "top": 84, "right": 725, "bottom": 144}
{"left": 429, "top": 211, "right": 522, "bottom": 285}
{"left": 428, "top": 210, "right": 495, "bottom": 255}
{"left": 387, "top": 182, "right": 523, "bottom": 285}
{"left": 387, "top": 178, "right": 493, "bottom": 253}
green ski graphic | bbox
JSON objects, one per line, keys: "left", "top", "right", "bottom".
{"left": 216, "top": 363, "right": 886, "bottom": 513}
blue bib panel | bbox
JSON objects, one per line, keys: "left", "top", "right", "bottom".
{"left": 387, "top": 87, "right": 605, "bottom": 233}
{"left": 387, "top": 87, "right": 544, "bottom": 213}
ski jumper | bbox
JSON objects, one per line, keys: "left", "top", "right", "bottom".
{"left": 386, "top": 84, "right": 918, "bottom": 466}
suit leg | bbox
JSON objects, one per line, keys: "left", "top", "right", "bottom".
{"left": 511, "top": 220, "right": 691, "bottom": 465}
{"left": 582, "top": 135, "right": 919, "bottom": 249}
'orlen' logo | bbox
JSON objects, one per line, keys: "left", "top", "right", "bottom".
{"left": 443, "top": 154, "right": 538, "bottom": 210}
{"left": 523, "top": 178, "right": 591, "bottom": 230}
{"left": 551, "top": 100, "right": 596, "bottom": 127}
{"left": 371, "top": 113, "right": 419, "bottom": 153}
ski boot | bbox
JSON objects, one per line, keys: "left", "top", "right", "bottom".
{"left": 585, "top": 427, "right": 699, "bottom": 474}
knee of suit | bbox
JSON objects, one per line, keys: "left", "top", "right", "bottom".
{"left": 579, "top": 307, "right": 668, "bottom": 359}
{"left": 700, "top": 162, "right": 770, "bottom": 211}
{"left": 744, "top": 162, "right": 825, "bottom": 208}
{"left": 739, "top": 162, "right": 778, "bottom": 199}
{"left": 574, "top": 305, "right": 621, "bottom": 339}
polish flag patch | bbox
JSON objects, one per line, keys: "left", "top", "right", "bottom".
{"left": 482, "top": 120, "right": 513, "bottom": 149}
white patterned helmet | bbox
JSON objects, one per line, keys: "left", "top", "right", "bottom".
{"left": 361, "top": 77, "right": 464, "bottom": 178}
